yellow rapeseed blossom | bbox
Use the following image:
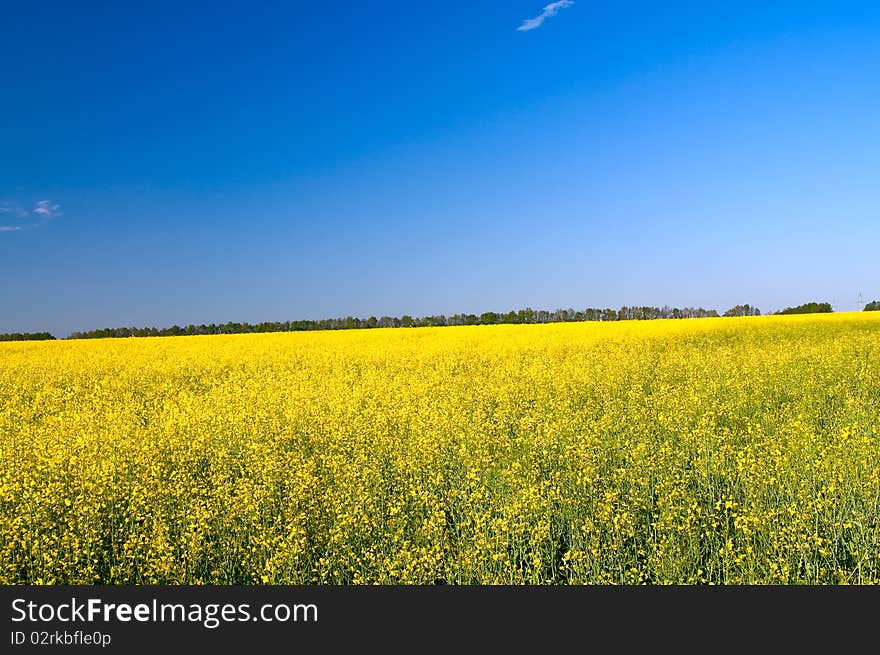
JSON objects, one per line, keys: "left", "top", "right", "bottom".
{"left": 1, "top": 312, "right": 879, "bottom": 584}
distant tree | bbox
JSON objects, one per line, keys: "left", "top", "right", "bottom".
{"left": 723, "top": 304, "right": 761, "bottom": 317}
{"left": 864, "top": 300, "right": 880, "bottom": 312}
{"left": 776, "top": 302, "right": 833, "bottom": 315}
{"left": 517, "top": 308, "right": 534, "bottom": 324}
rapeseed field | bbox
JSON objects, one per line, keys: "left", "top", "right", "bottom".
{"left": 1, "top": 313, "right": 878, "bottom": 584}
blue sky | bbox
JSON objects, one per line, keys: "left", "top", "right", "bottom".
{"left": 3, "top": 1, "right": 879, "bottom": 336}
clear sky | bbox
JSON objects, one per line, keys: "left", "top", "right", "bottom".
{"left": 3, "top": 1, "right": 879, "bottom": 336}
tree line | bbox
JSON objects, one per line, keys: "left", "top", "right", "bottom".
{"left": 0, "top": 332, "right": 56, "bottom": 342}
{"left": 9, "top": 299, "right": 877, "bottom": 342}
{"left": 67, "top": 305, "right": 726, "bottom": 340}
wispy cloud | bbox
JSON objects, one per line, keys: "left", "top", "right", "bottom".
{"left": 0, "top": 202, "right": 28, "bottom": 218}
{"left": 517, "top": 0, "right": 574, "bottom": 32}
{"left": 33, "top": 200, "right": 62, "bottom": 219}
{"left": 0, "top": 199, "right": 62, "bottom": 233}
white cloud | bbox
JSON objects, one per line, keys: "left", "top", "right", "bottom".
{"left": 34, "top": 200, "right": 61, "bottom": 219}
{"left": 0, "top": 203, "right": 27, "bottom": 218}
{"left": 517, "top": 0, "right": 574, "bottom": 31}
{"left": 0, "top": 199, "right": 62, "bottom": 233}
